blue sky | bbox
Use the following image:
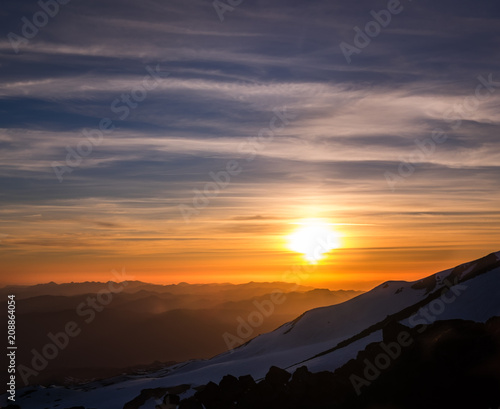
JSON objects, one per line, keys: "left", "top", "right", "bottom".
{"left": 1, "top": 0, "right": 500, "bottom": 287}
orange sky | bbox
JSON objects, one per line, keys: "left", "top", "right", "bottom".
{"left": 1, "top": 193, "right": 499, "bottom": 290}
{"left": 1, "top": 0, "right": 500, "bottom": 290}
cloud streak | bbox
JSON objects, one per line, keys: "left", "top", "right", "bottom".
{"left": 0, "top": 0, "right": 499, "bottom": 286}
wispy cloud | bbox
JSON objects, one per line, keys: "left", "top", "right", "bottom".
{"left": 1, "top": 0, "right": 499, "bottom": 285}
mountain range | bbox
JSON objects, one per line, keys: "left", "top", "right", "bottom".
{"left": 0, "top": 281, "right": 361, "bottom": 386}
{"left": 3, "top": 251, "right": 500, "bottom": 409}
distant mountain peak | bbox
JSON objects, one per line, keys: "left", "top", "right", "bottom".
{"left": 8, "top": 252, "right": 500, "bottom": 409}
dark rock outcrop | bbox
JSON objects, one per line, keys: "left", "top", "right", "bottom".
{"left": 178, "top": 317, "right": 500, "bottom": 409}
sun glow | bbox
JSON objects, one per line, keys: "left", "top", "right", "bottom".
{"left": 287, "top": 219, "right": 342, "bottom": 263}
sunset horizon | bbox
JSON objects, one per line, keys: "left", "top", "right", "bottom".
{"left": 1, "top": 0, "right": 499, "bottom": 407}
{"left": 2, "top": 247, "right": 499, "bottom": 291}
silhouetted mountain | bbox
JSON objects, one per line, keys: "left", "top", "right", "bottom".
{"left": 175, "top": 317, "right": 500, "bottom": 409}
{"left": 0, "top": 281, "right": 318, "bottom": 300}
{"left": 0, "top": 282, "right": 361, "bottom": 386}
{"left": 4, "top": 251, "right": 500, "bottom": 409}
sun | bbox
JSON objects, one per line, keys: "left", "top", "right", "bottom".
{"left": 287, "top": 219, "right": 342, "bottom": 263}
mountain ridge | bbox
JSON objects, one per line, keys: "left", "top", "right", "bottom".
{"left": 5, "top": 251, "right": 500, "bottom": 409}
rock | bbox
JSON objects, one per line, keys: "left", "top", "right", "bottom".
{"left": 123, "top": 387, "right": 169, "bottom": 409}
{"left": 194, "top": 381, "right": 220, "bottom": 408}
{"left": 178, "top": 399, "right": 203, "bottom": 409}
{"left": 264, "top": 366, "right": 291, "bottom": 386}
{"left": 238, "top": 374, "right": 256, "bottom": 391}
{"left": 291, "top": 366, "right": 311, "bottom": 384}
{"left": 156, "top": 394, "right": 180, "bottom": 409}
{"left": 219, "top": 374, "right": 242, "bottom": 402}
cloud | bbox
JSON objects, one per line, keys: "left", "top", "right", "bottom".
{"left": 1, "top": 0, "right": 500, "bottom": 283}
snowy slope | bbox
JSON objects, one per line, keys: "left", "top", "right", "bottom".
{"left": 7, "top": 251, "right": 500, "bottom": 409}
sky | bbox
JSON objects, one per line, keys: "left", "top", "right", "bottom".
{"left": 0, "top": 0, "right": 499, "bottom": 289}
